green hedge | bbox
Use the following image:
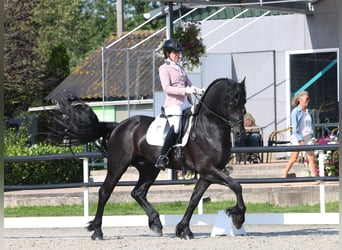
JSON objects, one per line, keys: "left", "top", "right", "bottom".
{"left": 5, "top": 122, "right": 84, "bottom": 185}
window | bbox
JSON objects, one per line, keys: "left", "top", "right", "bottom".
{"left": 288, "top": 50, "right": 339, "bottom": 137}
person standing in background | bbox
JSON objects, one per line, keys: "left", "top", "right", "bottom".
{"left": 284, "top": 91, "right": 317, "bottom": 177}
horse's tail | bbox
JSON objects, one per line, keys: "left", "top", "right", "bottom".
{"left": 48, "top": 98, "right": 117, "bottom": 155}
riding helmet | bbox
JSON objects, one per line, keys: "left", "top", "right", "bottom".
{"left": 162, "top": 38, "right": 183, "bottom": 58}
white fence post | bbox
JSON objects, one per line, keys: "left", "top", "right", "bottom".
{"left": 196, "top": 173, "right": 203, "bottom": 214}
{"left": 82, "top": 158, "right": 89, "bottom": 218}
{"left": 318, "top": 150, "right": 326, "bottom": 214}
{"left": 198, "top": 198, "right": 203, "bottom": 215}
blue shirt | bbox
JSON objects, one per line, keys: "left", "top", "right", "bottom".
{"left": 291, "top": 105, "right": 313, "bottom": 142}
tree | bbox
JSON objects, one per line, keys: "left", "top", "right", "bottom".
{"left": 4, "top": 0, "right": 45, "bottom": 118}
{"left": 43, "top": 42, "right": 70, "bottom": 100}
{"left": 33, "top": 0, "right": 110, "bottom": 67}
{"left": 125, "top": 1, "right": 164, "bottom": 31}
{"left": 4, "top": 0, "right": 118, "bottom": 117}
{"left": 4, "top": 0, "right": 163, "bottom": 118}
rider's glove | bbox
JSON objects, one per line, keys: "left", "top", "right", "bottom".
{"left": 185, "top": 86, "right": 196, "bottom": 94}
{"left": 197, "top": 88, "right": 205, "bottom": 95}
{"left": 193, "top": 87, "right": 205, "bottom": 96}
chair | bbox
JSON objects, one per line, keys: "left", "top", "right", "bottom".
{"left": 266, "top": 127, "right": 292, "bottom": 163}
{"left": 331, "top": 127, "right": 339, "bottom": 137}
{"left": 236, "top": 127, "right": 264, "bottom": 164}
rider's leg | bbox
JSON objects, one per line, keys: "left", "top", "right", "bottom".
{"left": 155, "top": 105, "right": 181, "bottom": 170}
{"left": 155, "top": 125, "right": 178, "bottom": 170}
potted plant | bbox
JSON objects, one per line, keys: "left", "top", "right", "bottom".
{"left": 174, "top": 22, "right": 206, "bottom": 71}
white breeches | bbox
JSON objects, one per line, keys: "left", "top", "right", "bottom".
{"left": 164, "top": 102, "right": 192, "bottom": 133}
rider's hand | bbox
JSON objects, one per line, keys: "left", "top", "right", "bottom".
{"left": 197, "top": 88, "right": 205, "bottom": 95}
{"left": 193, "top": 87, "right": 205, "bottom": 96}
{"left": 185, "top": 86, "right": 196, "bottom": 94}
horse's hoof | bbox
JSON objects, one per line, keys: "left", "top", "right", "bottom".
{"left": 150, "top": 224, "right": 163, "bottom": 236}
{"left": 176, "top": 228, "right": 194, "bottom": 240}
{"left": 225, "top": 207, "right": 245, "bottom": 229}
{"left": 91, "top": 231, "right": 104, "bottom": 240}
{"left": 181, "top": 234, "right": 194, "bottom": 240}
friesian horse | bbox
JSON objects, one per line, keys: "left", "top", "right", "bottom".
{"left": 50, "top": 77, "right": 246, "bottom": 240}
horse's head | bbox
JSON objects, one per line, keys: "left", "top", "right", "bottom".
{"left": 199, "top": 78, "right": 246, "bottom": 138}
{"left": 225, "top": 78, "right": 246, "bottom": 138}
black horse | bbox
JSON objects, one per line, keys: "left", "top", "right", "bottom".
{"left": 50, "top": 77, "right": 247, "bottom": 240}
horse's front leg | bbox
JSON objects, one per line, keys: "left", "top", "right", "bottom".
{"left": 207, "top": 169, "right": 246, "bottom": 229}
{"left": 176, "top": 178, "right": 210, "bottom": 240}
{"left": 225, "top": 177, "right": 246, "bottom": 229}
{"left": 131, "top": 165, "right": 163, "bottom": 235}
{"left": 87, "top": 174, "right": 117, "bottom": 240}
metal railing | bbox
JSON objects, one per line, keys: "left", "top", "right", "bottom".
{"left": 4, "top": 144, "right": 339, "bottom": 216}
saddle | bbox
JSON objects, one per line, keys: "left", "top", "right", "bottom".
{"left": 146, "top": 107, "right": 193, "bottom": 147}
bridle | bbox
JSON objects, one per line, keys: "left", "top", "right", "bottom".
{"left": 193, "top": 93, "right": 243, "bottom": 128}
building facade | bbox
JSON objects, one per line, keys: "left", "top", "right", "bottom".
{"left": 185, "top": 1, "right": 339, "bottom": 146}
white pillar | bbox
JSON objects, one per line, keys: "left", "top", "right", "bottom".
{"left": 117, "top": 0, "right": 124, "bottom": 37}
{"left": 166, "top": 2, "right": 174, "bottom": 39}
{"left": 338, "top": 0, "right": 342, "bottom": 227}
{"left": 318, "top": 150, "right": 325, "bottom": 214}
{"left": 82, "top": 158, "right": 89, "bottom": 218}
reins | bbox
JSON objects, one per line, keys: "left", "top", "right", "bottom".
{"left": 193, "top": 94, "right": 242, "bottom": 128}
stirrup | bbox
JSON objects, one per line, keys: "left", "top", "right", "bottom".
{"left": 155, "top": 155, "right": 169, "bottom": 170}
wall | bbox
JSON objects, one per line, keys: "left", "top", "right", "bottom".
{"left": 193, "top": 1, "right": 339, "bottom": 152}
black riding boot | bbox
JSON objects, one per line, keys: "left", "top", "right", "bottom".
{"left": 155, "top": 126, "right": 178, "bottom": 170}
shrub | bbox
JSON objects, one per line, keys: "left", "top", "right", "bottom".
{"left": 5, "top": 121, "right": 83, "bottom": 185}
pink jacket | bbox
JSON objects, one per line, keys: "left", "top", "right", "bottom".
{"left": 159, "top": 60, "right": 193, "bottom": 107}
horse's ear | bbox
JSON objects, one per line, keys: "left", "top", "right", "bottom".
{"left": 239, "top": 77, "right": 246, "bottom": 88}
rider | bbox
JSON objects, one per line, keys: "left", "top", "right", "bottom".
{"left": 155, "top": 38, "right": 204, "bottom": 170}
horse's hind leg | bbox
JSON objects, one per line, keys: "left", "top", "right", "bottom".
{"left": 176, "top": 178, "right": 210, "bottom": 240}
{"left": 131, "top": 164, "right": 163, "bottom": 235}
{"left": 87, "top": 173, "right": 119, "bottom": 240}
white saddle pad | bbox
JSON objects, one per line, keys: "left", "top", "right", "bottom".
{"left": 146, "top": 115, "right": 169, "bottom": 146}
{"left": 146, "top": 114, "right": 193, "bottom": 147}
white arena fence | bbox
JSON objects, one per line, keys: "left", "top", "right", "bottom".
{"left": 4, "top": 144, "right": 339, "bottom": 228}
